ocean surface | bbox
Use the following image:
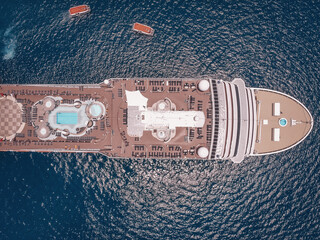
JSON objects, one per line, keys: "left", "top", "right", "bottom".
{"left": 0, "top": 0, "right": 319, "bottom": 239}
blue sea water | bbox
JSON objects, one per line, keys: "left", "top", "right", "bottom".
{"left": 0, "top": 0, "right": 320, "bottom": 239}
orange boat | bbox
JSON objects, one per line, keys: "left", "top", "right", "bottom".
{"left": 133, "top": 23, "right": 154, "bottom": 36}
{"left": 69, "top": 5, "right": 90, "bottom": 16}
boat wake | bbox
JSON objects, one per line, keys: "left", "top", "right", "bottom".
{"left": 2, "top": 26, "right": 17, "bottom": 60}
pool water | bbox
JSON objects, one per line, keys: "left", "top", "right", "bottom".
{"left": 279, "top": 118, "right": 287, "bottom": 127}
{"left": 56, "top": 112, "right": 78, "bottom": 125}
{"left": 89, "top": 104, "right": 102, "bottom": 117}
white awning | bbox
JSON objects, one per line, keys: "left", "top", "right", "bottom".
{"left": 272, "top": 128, "right": 280, "bottom": 141}
{"left": 273, "top": 102, "right": 280, "bottom": 116}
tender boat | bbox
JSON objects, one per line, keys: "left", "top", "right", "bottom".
{"left": 69, "top": 5, "right": 90, "bottom": 16}
{"left": 133, "top": 23, "right": 154, "bottom": 36}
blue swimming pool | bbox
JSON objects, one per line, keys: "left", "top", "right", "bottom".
{"left": 56, "top": 112, "right": 78, "bottom": 125}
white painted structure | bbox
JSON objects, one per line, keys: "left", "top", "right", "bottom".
{"left": 125, "top": 90, "right": 205, "bottom": 140}
{"left": 273, "top": 102, "right": 280, "bottom": 116}
{"left": 272, "top": 128, "right": 280, "bottom": 141}
{"left": 197, "top": 147, "right": 209, "bottom": 158}
{"left": 213, "top": 78, "right": 257, "bottom": 163}
{"left": 198, "top": 80, "right": 210, "bottom": 92}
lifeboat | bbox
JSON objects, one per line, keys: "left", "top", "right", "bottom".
{"left": 132, "top": 23, "right": 154, "bottom": 36}
{"left": 69, "top": 5, "right": 90, "bottom": 16}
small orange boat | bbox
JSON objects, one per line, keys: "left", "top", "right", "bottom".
{"left": 69, "top": 5, "right": 90, "bottom": 16}
{"left": 132, "top": 23, "right": 154, "bottom": 36}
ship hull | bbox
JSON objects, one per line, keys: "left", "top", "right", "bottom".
{"left": 0, "top": 78, "right": 313, "bottom": 162}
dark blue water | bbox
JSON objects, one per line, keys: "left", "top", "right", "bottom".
{"left": 1, "top": 0, "right": 319, "bottom": 239}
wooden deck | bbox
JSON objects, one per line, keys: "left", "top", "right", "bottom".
{"left": 254, "top": 89, "right": 313, "bottom": 154}
{"left": 0, "top": 79, "right": 213, "bottom": 159}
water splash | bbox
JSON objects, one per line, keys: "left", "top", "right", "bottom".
{"left": 2, "top": 26, "right": 17, "bottom": 60}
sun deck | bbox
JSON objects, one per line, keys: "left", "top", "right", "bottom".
{"left": 0, "top": 79, "right": 213, "bottom": 159}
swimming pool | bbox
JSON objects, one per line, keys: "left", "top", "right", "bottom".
{"left": 56, "top": 112, "right": 78, "bottom": 125}
{"left": 89, "top": 104, "right": 103, "bottom": 118}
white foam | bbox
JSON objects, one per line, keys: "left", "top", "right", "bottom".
{"left": 2, "top": 26, "right": 17, "bottom": 60}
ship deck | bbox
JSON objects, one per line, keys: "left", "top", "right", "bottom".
{"left": 0, "top": 79, "right": 213, "bottom": 159}
{"left": 0, "top": 79, "right": 313, "bottom": 162}
{"left": 254, "top": 89, "right": 313, "bottom": 155}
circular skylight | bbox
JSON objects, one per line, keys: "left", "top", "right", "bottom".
{"left": 279, "top": 118, "right": 287, "bottom": 127}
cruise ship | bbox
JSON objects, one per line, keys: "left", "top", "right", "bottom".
{"left": 0, "top": 78, "right": 313, "bottom": 163}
